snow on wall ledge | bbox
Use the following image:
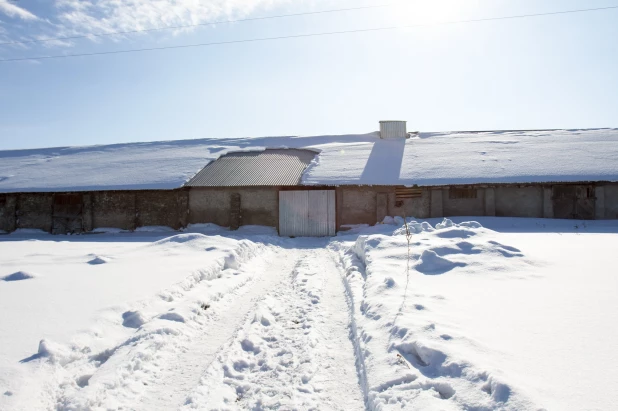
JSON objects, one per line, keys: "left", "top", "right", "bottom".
{"left": 1, "top": 129, "right": 617, "bottom": 193}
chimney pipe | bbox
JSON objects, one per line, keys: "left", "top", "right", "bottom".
{"left": 379, "top": 121, "right": 408, "bottom": 139}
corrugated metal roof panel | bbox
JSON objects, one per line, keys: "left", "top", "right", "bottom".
{"left": 185, "top": 149, "right": 317, "bottom": 187}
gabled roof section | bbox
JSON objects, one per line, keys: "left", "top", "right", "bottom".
{"left": 185, "top": 149, "right": 317, "bottom": 187}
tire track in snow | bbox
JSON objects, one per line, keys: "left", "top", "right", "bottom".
{"left": 136, "top": 247, "right": 302, "bottom": 410}
{"left": 52, "top": 245, "right": 297, "bottom": 410}
{"left": 311, "top": 248, "right": 366, "bottom": 410}
{"left": 184, "top": 247, "right": 364, "bottom": 410}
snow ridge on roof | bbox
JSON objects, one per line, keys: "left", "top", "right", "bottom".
{"left": 0, "top": 129, "right": 617, "bottom": 193}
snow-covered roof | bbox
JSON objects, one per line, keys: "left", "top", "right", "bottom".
{"left": 0, "top": 128, "right": 617, "bottom": 193}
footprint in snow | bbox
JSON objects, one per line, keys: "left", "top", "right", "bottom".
{"left": 76, "top": 374, "right": 91, "bottom": 388}
{"left": 240, "top": 339, "right": 260, "bottom": 354}
{"left": 122, "top": 311, "right": 146, "bottom": 328}
{"left": 159, "top": 312, "right": 185, "bottom": 323}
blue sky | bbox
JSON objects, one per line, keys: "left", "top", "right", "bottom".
{"left": 0, "top": 0, "right": 617, "bottom": 150}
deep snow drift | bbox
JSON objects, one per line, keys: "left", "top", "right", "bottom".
{"left": 1, "top": 128, "right": 617, "bottom": 192}
{"left": 1, "top": 219, "right": 618, "bottom": 410}
{"left": 333, "top": 218, "right": 618, "bottom": 410}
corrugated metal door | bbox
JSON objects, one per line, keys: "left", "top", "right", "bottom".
{"left": 279, "top": 190, "right": 336, "bottom": 237}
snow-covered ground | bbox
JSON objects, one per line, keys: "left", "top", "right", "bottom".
{"left": 1, "top": 219, "right": 617, "bottom": 410}
{"left": 334, "top": 218, "right": 618, "bottom": 410}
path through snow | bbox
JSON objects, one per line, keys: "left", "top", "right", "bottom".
{"left": 136, "top": 247, "right": 304, "bottom": 409}
{"left": 185, "top": 246, "right": 364, "bottom": 410}
{"left": 53, "top": 243, "right": 364, "bottom": 410}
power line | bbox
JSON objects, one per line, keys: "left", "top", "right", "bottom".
{"left": 1, "top": 5, "right": 616, "bottom": 63}
{"left": 0, "top": 4, "right": 389, "bottom": 46}
{"left": 434, "top": 4, "right": 618, "bottom": 24}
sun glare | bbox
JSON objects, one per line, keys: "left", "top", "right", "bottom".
{"left": 390, "top": 0, "right": 471, "bottom": 25}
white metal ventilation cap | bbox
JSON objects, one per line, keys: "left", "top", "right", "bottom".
{"left": 379, "top": 120, "right": 408, "bottom": 140}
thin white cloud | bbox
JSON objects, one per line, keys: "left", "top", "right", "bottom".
{"left": 0, "top": 0, "right": 39, "bottom": 21}
{"left": 1, "top": 0, "right": 299, "bottom": 50}
{"left": 53, "top": 0, "right": 290, "bottom": 38}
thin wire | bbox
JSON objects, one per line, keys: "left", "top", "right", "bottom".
{"left": 433, "top": 4, "right": 618, "bottom": 24}
{"left": 1, "top": 5, "right": 616, "bottom": 63}
{"left": 0, "top": 4, "right": 389, "bottom": 46}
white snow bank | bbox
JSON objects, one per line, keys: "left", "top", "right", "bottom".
{"left": 183, "top": 223, "right": 226, "bottom": 234}
{"left": 183, "top": 223, "right": 278, "bottom": 236}
{"left": 9, "top": 228, "right": 49, "bottom": 235}
{"left": 134, "top": 226, "right": 178, "bottom": 233}
{"left": 235, "top": 225, "right": 279, "bottom": 236}
{"left": 416, "top": 249, "right": 467, "bottom": 274}
{"left": 1, "top": 129, "right": 617, "bottom": 193}
{"left": 0, "top": 232, "right": 264, "bottom": 409}
{"left": 91, "top": 227, "right": 130, "bottom": 234}
{"left": 332, "top": 218, "right": 618, "bottom": 410}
